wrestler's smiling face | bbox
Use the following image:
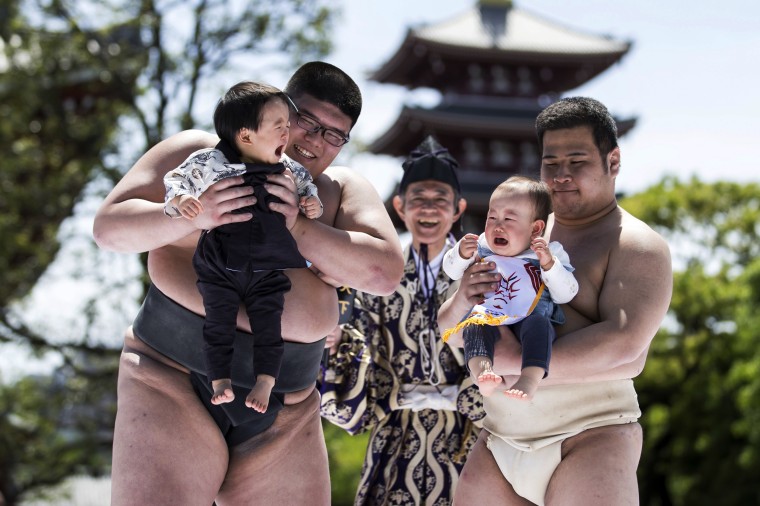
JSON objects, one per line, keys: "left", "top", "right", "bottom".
{"left": 484, "top": 190, "right": 543, "bottom": 257}
{"left": 393, "top": 180, "right": 465, "bottom": 257}
{"left": 285, "top": 93, "right": 352, "bottom": 178}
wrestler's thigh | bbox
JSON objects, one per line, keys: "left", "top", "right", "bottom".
{"left": 216, "top": 389, "right": 331, "bottom": 506}
{"left": 111, "top": 346, "right": 229, "bottom": 506}
{"left": 547, "top": 423, "right": 643, "bottom": 506}
{"left": 454, "top": 430, "right": 533, "bottom": 506}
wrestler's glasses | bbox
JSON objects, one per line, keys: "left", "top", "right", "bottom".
{"left": 295, "top": 113, "right": 350, "bottom": 147}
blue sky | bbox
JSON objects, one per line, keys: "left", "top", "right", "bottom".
{"left": 322, "top": 0, "right": 760, "bottom": 197}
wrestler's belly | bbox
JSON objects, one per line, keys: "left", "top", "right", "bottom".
{"left": 123, "top": 326, "right": 314, "bottom": 405}
{"left": 148, "top": 244, "right": 338, "bottom": 342}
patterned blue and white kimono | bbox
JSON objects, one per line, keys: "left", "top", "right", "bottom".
{"left": 319, "top": 239, "right": 484, "bottom": 506}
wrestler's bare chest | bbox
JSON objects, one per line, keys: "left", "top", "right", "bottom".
{"left": 548, "top": 222, "right": 617, "bottom": 328}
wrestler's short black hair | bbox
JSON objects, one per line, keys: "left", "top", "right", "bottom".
{"left": 213, "top": 81, "right": 290, "bottom": 146}
{"left": 536, "top": 97, "right": 618, "bottom": 159}
{"left": 285, "top": 61, "right": 362, "bottom": 128}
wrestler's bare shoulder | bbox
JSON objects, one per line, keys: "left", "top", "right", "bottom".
{"left": 318, "top": 165, "right": 375, "bottom": 191}
{"left": 159, "top": 129, "right": 219, "bottom": 155}
{"left": 320, "top": 164, "right": 355, "bottom": 179}
{"left": 552, "top": 205, "right": 666, "bottom": 257}
{"left": 106, "top": 129, "right": 219, "bottom": 206}
{"left": 617, "top": 207, "right": 669, "bottom": 253}
{"left": 314, "top": 165, "right": 361, "bottom": 197}
{"left": 314, "top": 166, "right": 382, "bottom": 223}
{"left": 137, "top": 130, "right": 218, "bottom": 178}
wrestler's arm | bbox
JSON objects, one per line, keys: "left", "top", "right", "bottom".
{"left": 494, "top": 221, "right": 672, "bottom": 382}
{"left": 94, "top": 129, "right": 337, "bottom": 341}
{"left": 272, "top": 166, "right": 404, "bottom": 296}
{"left": 494, "top": 332, "right": 649, "bottom": 386}
{"left": 92, "top": 130, "right": 255, "bottom": 253}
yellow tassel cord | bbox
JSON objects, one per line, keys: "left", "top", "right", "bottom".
{"left": 440, "top": 283, "right": 546, "bottom": 343}
{"left": 441, "top": 313, "right": 510, "bottom": 342}
{"left": 526, "top": 283, "right": 545, "bottom": 315}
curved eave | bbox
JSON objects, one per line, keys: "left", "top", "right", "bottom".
{"left": 368, "top": 106, "right": 637, "bottom": 156}
{"left": 616, "top": 117, "right": 637, "bottom": 138}
{"left": 368, "top": 106, "right": 537, "bottom": 156}
{"left": 370, "top": 34, "right": 630, "bottom": 88}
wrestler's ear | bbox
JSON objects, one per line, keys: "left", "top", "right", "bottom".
{"left": 392, "top": 195, "right": 405, "bottom": 221}
{"left": 531, "top": 219, "right": 546, "bottom": 238}
{"left": 607, "top": 146, "right": 621, "bottom": 177}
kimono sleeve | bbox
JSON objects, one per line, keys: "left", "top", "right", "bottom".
{"left": 318, "top": 295, "right": 391, "bottom": 435}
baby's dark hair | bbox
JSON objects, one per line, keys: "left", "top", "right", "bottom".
{"left": 285, "top": 61, "right": 362, "bottom": 128}
{"left": 213, "top": 81, "right": 289, "bottom": 145}
{"left": 536, "top": 96, "right": 618, "bottom": 160}
{"left": 494, "top": 175, "right": 552, "bottom": 223}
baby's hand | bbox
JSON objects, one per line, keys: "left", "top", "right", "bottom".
{"left": 300, "top": 195, "right": 323, "bottom": 219}
{"left": 459, "top": 233, "right": 479, "bottom": 259}
{"left": 531, "top": 236, "right": 554, "bottom": 270}
{"left": 176, "top": 195, "right": 204, "bottom": 220}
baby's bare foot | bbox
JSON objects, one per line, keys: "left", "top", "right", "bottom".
{"left": 504, "top": 384, "right": 532, "bottom": 400}
{"left": 504, "top": 367, "right": 544, "bottom": 401}
{"left": 211, "top": 379, "right": 235, "bottom": 405}
{"left": 477, "top": 369, "right": 503, "bottom": 397}
{"left": 468, "top": 357, "right": 502, "bottom": 396}
{"left": 245, "top": 375, "right": 275, "bottom": 413}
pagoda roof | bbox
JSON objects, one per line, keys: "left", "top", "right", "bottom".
{"left": 368, "top": 100, "right": 637, "bottom": 156}
{"left": 370, "top": 4, "right": 631, "bottom": 90}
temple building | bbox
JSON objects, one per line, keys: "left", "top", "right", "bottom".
{"left": 369, "top": 0, "right": 636, "bottom": 230}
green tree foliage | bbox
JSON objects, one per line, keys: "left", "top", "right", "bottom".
{"left": 0, "top": 0, "right": 335, "bottom": 502}
{"left": 621, "top": 176, "right": 760, "bottom": 506}
{"left": 324, "top": 421, "right": 369, "bottom": 505}
{"left": 0, "top": 362, "right": 116, "bottom": 506}
{"left": 0, "top": 1, "right": 143, "bottom": 306}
